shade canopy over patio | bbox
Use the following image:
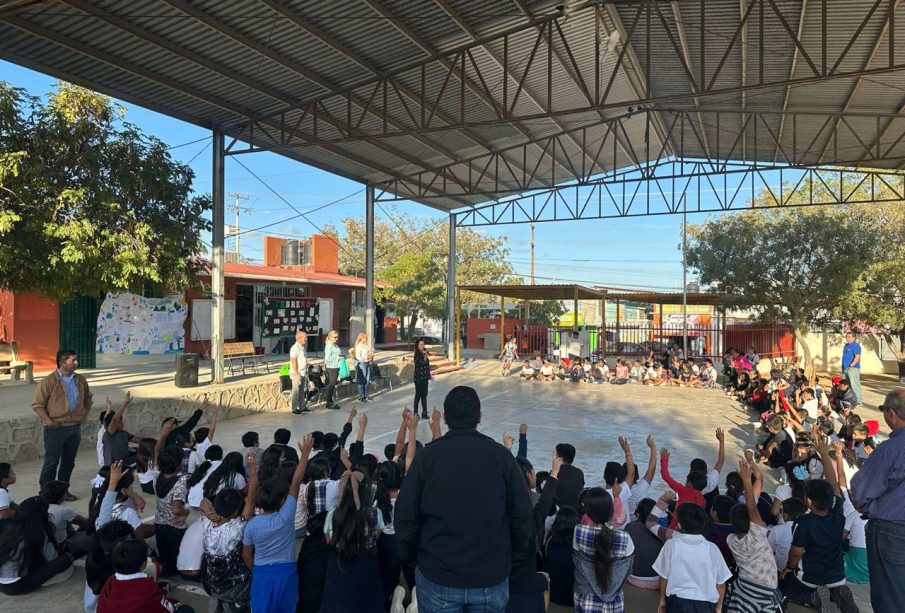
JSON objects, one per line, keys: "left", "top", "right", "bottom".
{"left": 4, "top": 0, "right": 905, "bottom": 378}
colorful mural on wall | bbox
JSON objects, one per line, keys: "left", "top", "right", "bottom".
{"left": 96, "top": 292, "right": 187, "bottom": 354}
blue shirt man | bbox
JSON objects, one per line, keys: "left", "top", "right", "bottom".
{"left": 58, "top": 369, "right": 79, "bottom": 411}
{"left": 841, "top": 332, "right": 862, "bottom": 404}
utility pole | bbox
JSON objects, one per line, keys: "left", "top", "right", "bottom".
{"left": 227, "top": 192, "right": 251, "bottom": 256}
{"left": 526, "top": 223, "right": 535, "bottom": 324}
{"left": 682, "top": 197, "right": 688, "bottom": 358}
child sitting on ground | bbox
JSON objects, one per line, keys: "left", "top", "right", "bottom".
{"left": 98, "top": 539, "right": 191, "bottom": 613}
{"left": 520, "top": 360, "right": 537, "bottom": 380}
{"left": 659, "top": 449, "right": 706, "bottom": 528}
{"left": 630, "top": 361, "right": 643, "bottom": 383}
{"left": 539, "top": 360, "right": 555, "bottom": 381}
{"left": 695, "top": 359, "right": 718, "bottom": 389}
{"left": 651, "top": 502, "right": 732, "bottom": 612}
{"left": 0, "top": 462, "right": 18, "bottom": 522}
{"left": 613, "top": 359, "right": 630, "bottom": 384}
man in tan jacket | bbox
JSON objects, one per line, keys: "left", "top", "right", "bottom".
{"left": 32, "top": 349, "right": 92, "bottom": 499}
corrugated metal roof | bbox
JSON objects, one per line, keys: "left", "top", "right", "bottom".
{"left": 2, "top": 0, "right": 904, "bottom": 214}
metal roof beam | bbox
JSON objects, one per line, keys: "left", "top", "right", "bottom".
{"left": 453, "top": 165, "right": 905, "bottom": 227}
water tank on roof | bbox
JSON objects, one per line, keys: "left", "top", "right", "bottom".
{"left": 685, "top": 281, "right": 700, "bottom": 293}
{"left": 281, "top": 239, "right": 300, "bottom": 266}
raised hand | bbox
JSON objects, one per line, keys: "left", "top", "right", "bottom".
{"left": 105, "top": 397, "right": 112, "bottom": 412}
{"left": 716, "top": 428, "right": 725, "bottom": 443}
{"left": 551, "top": 455, "right": 563, "bottom": 477}
{"left": 613, "top": 480, "right": 622, "bottom": 498}
{"left": 431, "top": 407, "right": 441, "bottom": 423}
{"left": 660, "top": 490, "right": 677, "bottom": 502}
{"left": 738, "top": 458, "right": 752, "bottom": 483}
{"left": 108, "top": 460, "right": 124, "bottom": 490}
{"left": 519, "top": 423, "right": 528, "bottom": 435}
{"left": 660, "top": 448, "right": 670, "bottom": 460}
{"left": 299, "top": 433, "right": 314, "bottom": 455}
{"left": 401, "top": 408, "right": 412, "bottom": 424}
{"left": 502, "top": 432, "right": 515, "bottom": 450}
{"left": 348, "top": 406, "right": 358, "bottom": 421}
{"left": 646, "top": 434, "right": 656, "bottom": 450}
{"left": 160, "top": 419, "right": 176, "bottom": 435}
{"left": 358, "top": 413, "right": 368, "bottom": 429}
{"left": 246, "top": 453, "right": 257, "bottom": 470}
{"left": 814, "top": 433, "right": 831, "bottom": 456}
{"left": 618, "top": 436, "right": 631, "bottom": 453}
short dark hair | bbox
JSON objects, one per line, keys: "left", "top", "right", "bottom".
{"left": 56, "top": 349, "right": 76, "bottom": 367}
{"left": 711, "top": 495, "right": 735, "bottom": 523}
{"left": 241, "top": 431, "right": 259, "bottom": 447}
{"left": 689, "top": 458, "right": 708, "bottom": 474}
{"left": 635, "top": 498, "right": 656, "bottom": 523}
{"left": 384, "top": 443, "right": 396, "bottom": 461}
{"left": 0, "top": 462, "right": 13, "bottom": 483}
{"left": 805, "top": 479, "right": 834, "bottom": 511}
{"left": 156, "top": 446, "right": 183, "bottom": 475}
{"left": 194, "top": 427, "right": 210, "bottom": 444}
{"left": 274, "top": 428, "right": 291, "bottom": 445}
{"left": 443, "top": 386, "right": 481, "bottom": 430}
{"left": 112, "top": 539, "right": 149, "bottom": 574}
{"left": 213, "top": 488, "right": 245, "bottom": 519}
{"left": 676, "top": 502, "right": 708, "bottom": 535}
{"left": 781, "top": 497, "right": 807, "bottom": 520}
{"left": 730, "top": 503, "right": 750, "bottom": 534}
{"left": 322, "top": 433, "right": 338, "bottom": 450}
{"left": 603, "top": 461, "right": 625, "bottom": 486}
{"left": 686, "top": 470, "right": 708, "bottom": 492}
{"left": 768, "top": 415, "right": 784, "bottom": 431}
{"left": 257, "top": 478, "right": 289, "bottom": 512}
{"left": 40, "top": 480, "right": 69, "bottom": 505}
{"left": 556, "top": 443, "right": 576, "bottom": 464}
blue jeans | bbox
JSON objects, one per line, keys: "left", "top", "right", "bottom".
{"left": 867, "top": 519, "right": 905, "bottom": 613}
{"left": 846, "top": 367, "right": 862, "bottom": 404}
{"left": 416, "top": 568, "right": 508, "bottom": 613}
{"left": 356, "top": 361, "right": 370, "bottom": 399}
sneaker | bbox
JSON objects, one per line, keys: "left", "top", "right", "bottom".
{"left": 809, "top": 585, "right": 841, "bottom": 613}
{"left": 830, "top": 585, "right": 859, "bottom": 613}
{"left": 406, "top": 587, "right": 418, "bottom": 613}
{"left": 390, "top": 586, "right": 406, "bottom": 613}
{"left": 421, "top": 412, "right": 429, "bottom": 419}
{"left": 63, "top": 492, "right": 78, "bottom": 502}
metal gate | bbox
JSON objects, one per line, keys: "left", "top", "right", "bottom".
{"left": 60, "top": 295, "right": 99, "bottom": 368}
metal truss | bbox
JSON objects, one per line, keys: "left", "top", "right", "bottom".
{"left": 228, "top": 0, "right": 905, "bottom": 149}
{"left": 373, "top": 108, "right": 905, "bottom": 202}
{"left": 452, "top": 163, "right": 905, "bottom": 227}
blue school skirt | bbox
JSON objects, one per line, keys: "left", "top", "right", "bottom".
{"left": 251, "top": 562, "right": 297, "bottom": 613}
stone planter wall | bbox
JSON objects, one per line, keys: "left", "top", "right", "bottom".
{"left": 0, "top": 359, "right": 413, "bottom": 463}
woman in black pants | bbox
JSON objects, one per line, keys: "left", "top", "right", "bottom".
{"left": 323, "top": 330, "right": 342, "bottom": 409}
{"left": 413, "top": 339, "right": 431, "bottom": 419}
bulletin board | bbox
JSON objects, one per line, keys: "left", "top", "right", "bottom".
{"left": 262, "top": 296, "right": 319, "bottom": 338}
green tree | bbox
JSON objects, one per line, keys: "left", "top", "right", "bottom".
{"left": 837, "top": 200, "right": 905, "bottom": 362}
{"left": 0, "top": 82, "right": 211, "bottom": 302}
{"left": 685, "top": 189, "right": 878, "bottom": 363}
{"left": 326, "top": 207, "right": 513, "bottom": 338}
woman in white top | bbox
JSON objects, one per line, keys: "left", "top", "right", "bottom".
{"left": 353, "top": 332, "right": 373, "bottom": 402}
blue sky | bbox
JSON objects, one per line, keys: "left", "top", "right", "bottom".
{"left": 2, "top": 60, "right": 713, "bottom": 291}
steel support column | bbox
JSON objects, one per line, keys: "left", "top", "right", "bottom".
{"left": 365, "top": 185, "right": 375, "bottom": 348}
{"left": 447, "top": 214, "right": 457, "bottom": 361}
{"left": 211, "top": 131, "right": 226, "bottom": 384}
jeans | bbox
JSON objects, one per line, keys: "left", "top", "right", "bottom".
{"left": 40, "top": 424, "right": 81, "bottom": 486}
{"left": 416, "top": 568, "right": 508, "bottom": 613}
{"left": 356, "top": 361, "right": 370, "bottom": 399}
{"left": 846, "top": 367, "right": 862, "bottom": 403}
{"left": 414, "top": 379, "right": 429, "bottom": 414}
{"left": 867, "top": 518, "right": 905, "bottom": 613}
{"left": 290, "top": 375, "right": 307, "bottom": 413}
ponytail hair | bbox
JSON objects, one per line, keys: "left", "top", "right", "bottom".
{"left": 580, "top": 487, "right": 616, "bottom": 592}
{"left": 375, "top": 461, "right": 402, "bottom": 524}
{"left": 187, "top": 445, "right": 223, "bottom": 489}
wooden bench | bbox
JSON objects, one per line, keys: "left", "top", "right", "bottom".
{"left": 0, "top": 341, "right": 34, "bottom": 383}
{"left": 222, "top": 341, "right": 269, "bottom": 376}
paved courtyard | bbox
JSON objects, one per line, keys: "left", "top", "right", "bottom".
{"left": 0, "top": 358, "right": 880, "bottom": 612}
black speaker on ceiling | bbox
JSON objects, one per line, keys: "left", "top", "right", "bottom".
{"left": 174, "top": 353, "right": 199, "bottom": 388}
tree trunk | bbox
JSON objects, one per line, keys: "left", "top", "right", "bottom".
{"left": 791, "top": 317, "right": 809, "bottom": 370}
{"left": 407, "top": 311, "right": 419, "bottom": 341}
{"left": 883, "top": 330, "right": 905, "bottom": 383}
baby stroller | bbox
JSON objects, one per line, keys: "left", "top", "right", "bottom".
{"left": 307, "top": 364, "right": 326, "bottom": 402}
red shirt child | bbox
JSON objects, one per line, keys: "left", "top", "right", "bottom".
{"left": 660, "top": 449, "right": 706, "bottom": 529}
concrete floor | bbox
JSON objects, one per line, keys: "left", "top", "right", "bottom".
{"left": 0, "top": 357, "right": 881, "bottom": 612}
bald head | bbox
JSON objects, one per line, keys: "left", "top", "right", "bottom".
{"left": 295, "top": 331, "right": 307, "bottom": 344}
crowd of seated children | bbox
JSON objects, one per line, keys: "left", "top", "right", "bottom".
{"left": 0, "top": 378, "right": 875, "bottom": 613}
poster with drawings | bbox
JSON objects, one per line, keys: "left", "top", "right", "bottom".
{"left": 263, "top": 296, "right": 319, "bottom": 337}
{"left": 96, "top": 292, "right": 187, "bottom": 354}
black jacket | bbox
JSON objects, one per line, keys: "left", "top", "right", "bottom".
{"left": 395, "top": 428, "right": 533, "bottom": 588}
{"left": 510, "top": 475, "right": 558, "bottom": 593}
{"left": 554, "top": 463, "right": 585, "bottom": 511}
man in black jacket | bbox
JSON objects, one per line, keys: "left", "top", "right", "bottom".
{"left": 395, "top": 386, "right": 533, "bottom": 612}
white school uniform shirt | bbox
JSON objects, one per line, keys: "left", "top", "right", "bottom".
{"left": 47, "top": 503, "right": 78, "bottom": 544}
{"left": 842, "top": 489, "right": 866, "bottom": 549}
{"left": 188, "top": 438, "right": 214, "bottom": 476}
{"left": 188, "top": 460, "right": 221, "bottom": 508}
{"left": 111, "top": 501, "right": 143, "bottom": 530}
{"left": 0, "top": 487, "right": 11, "bottom": 512}
{"left": 767, "top": 523, "right": 794, "bottom": 570}
{"left": 802, "top": 398, "right": 820, "bottom": 420}
{"left": 652, "top": 533, "right": 732, "bottom": 603}
{"left": 96, "top": 426, "right": 106, "bottom": 466}
{"left": 701, "top": 468, "right": 721, "bottom": 495}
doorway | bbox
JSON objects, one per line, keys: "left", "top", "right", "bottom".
{"left": 235, "top": 284, "right": 254, "bottom": 343}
